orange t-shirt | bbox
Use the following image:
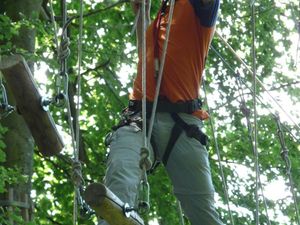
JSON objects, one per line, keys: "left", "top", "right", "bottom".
{"left": 130, "top": 0, "right": 220, "bottom": 119}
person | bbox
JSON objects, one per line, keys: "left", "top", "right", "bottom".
{"left": 99, "top": 0, "right": 224, "bottom": 224}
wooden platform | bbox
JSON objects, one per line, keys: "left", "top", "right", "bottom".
{"left": 84, "top": 183, "right": 144, "bottom": 225}
{"left": 0, "top": 55, "right": 64, "bottom": 156}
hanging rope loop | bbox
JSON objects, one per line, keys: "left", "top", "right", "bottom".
{"left": 0, "top": 80, "right": 14, "bottom": 119}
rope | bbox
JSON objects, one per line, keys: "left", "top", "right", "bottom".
{"left": 141, "top": 0, "right": 148, "bottom": 149}
{"left": 210, "top": 46, "right": 272, "bottom": 225}
{"left": 215, "top": 30, "right": 300, "bottom": 132}
{"left": 202, "top": 79, "right": 235, "bottom": 225}
{"left": 147, "top": 0, "right": 175, "bottom": 144}
{"left": 250, "top": 2, "right": 260, "bottom": 224}
{"left": 237, "top": 80, "right": 272, "bottom": 225}
{"left": 72, "top": 0, "right": 85, "bottom": 224}
{"left": 49, "top": 0, "right": 60, "bottom": 56}
{"left": 136, "top": 0, "right": 152, "bottom": 214}
{"left": 210, "top": 45, "right": 300, "bottom": 144}
{"left": 274, "top": 114, "right": 300, "bottom": 225}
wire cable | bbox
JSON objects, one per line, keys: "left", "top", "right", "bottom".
{"left": 202, "top": 79, "right": 235, "bottom": 225}
{"left": 210, "top": 45, "right": 300, "bottom": 144}
{"left": 250, "top": 2, "right": 260, "bottom": 224}
{"left": 215, "top": 31, "right": 300, "bottom": 132}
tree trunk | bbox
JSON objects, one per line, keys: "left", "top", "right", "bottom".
{"left": 0, "top": 0, "right": 42, "bottom": 222}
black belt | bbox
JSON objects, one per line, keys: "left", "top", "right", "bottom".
{"left": 128, "top": 98, "right": 202, "bottom": 114}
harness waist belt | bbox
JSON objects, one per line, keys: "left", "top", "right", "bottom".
{"left": 128, "top": 98, "right": 202, "bottom": 114}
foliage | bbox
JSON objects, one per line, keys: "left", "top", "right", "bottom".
{"left": 1, "top": 0, "right": 300, "bottom": 224}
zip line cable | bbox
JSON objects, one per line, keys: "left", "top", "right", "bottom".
{"left": 215, "top": 30, "right": 300, "bottom": 132}
{"left": 210, "top": 45, "right": 300, "bottom": 144}
{"left": 250, "top": 2, "right": 260, "bottom": 224}
{"left": 202, "top": 79, "right": 235, "bottom": 225}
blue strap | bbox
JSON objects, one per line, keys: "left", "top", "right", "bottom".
{"left": 189, "top": 0, "right": 220, "bottom": 27}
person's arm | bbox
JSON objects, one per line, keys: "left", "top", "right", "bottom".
{"left": 131, "top": 0, "right": 151, "bottom": 52}
{"left": 190, "top": 0, "right": 220, "bottom": 27}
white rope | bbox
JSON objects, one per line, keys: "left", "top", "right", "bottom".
{"left": 141, "top": 0, "right": 148, "bottom": 148}
{"left": 49, "top": 0, "right": 60, "bottom": 56}
{"left": 147, "top": 0, "right": 176, "bottom": 145}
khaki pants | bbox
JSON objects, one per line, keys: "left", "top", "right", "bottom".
{"left": 99, "top": 112, "right": 224, "bottom": 225}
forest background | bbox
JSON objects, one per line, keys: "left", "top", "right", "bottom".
{"left": 0, "top": 0, "right": 300, "bottom": 224}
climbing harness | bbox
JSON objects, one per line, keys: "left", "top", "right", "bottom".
{"left": 128, "top": 98, "right": 202, "bottom": 114}
{"left": 162, "top": 113, "right": 208, "bottom": 166}
{"left": 274, "top": 114, "right": 300, "bottom": 225}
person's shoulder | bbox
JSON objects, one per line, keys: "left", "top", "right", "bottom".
{"left": 188, "top": 0, "right": 220, "bottom": 27}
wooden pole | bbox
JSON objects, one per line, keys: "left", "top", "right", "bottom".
{"left": 84, "top": 183, "right": 144, "bottom": 225}
{"left": 0, "top": 55, "right": 64, "bottom": 156}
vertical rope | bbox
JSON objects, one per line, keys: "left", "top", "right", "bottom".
{"left": 141, "top": 0, "right": 147, "bottom": 149}
{"left": 72, "top": 1, "right": 84, "bottom": 224}
{"left": 147, "top": 0, "right": 176, "bottom": 144}
{"left": 250, "top": 1, "right": 260, "bottom": 224}
{"left": 49, "top": 0, "right": 60, "bottom": 55}
{"left": 202, "top": 79, "right": 235, "bottom": 225}
{"left": 274, "top": 114, "right": 300, "bottom": 225}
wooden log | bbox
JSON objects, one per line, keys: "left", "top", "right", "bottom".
{"left": 84, "top": 183, "right": 144, "bottom": 225}
{"left": 0, "top": 55, "right": 64, "bottom": 156}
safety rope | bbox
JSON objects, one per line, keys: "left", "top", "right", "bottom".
{"left": 202, "top": 78, "right": 235, "bottom": 225}
{"left": 147, "top": 0, "right": 175, "bottom": 144}
{"left": 134, "top": 0, "right": 152, "bottom": 215}
{"left": 250, "top": 2, "right": 260, "bottom": 224}
{"left": 274, "top": 114, "right": 300, "bottom": 225}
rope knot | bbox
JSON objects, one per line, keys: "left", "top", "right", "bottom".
{"left": 59, "top": 37, "right": 71, "bottom": 62}
{"left": 139, "top": 147, "right": 152, "bottom": 171}
{"left": 72, "top": 160, "right": 84, "bottom": 188}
